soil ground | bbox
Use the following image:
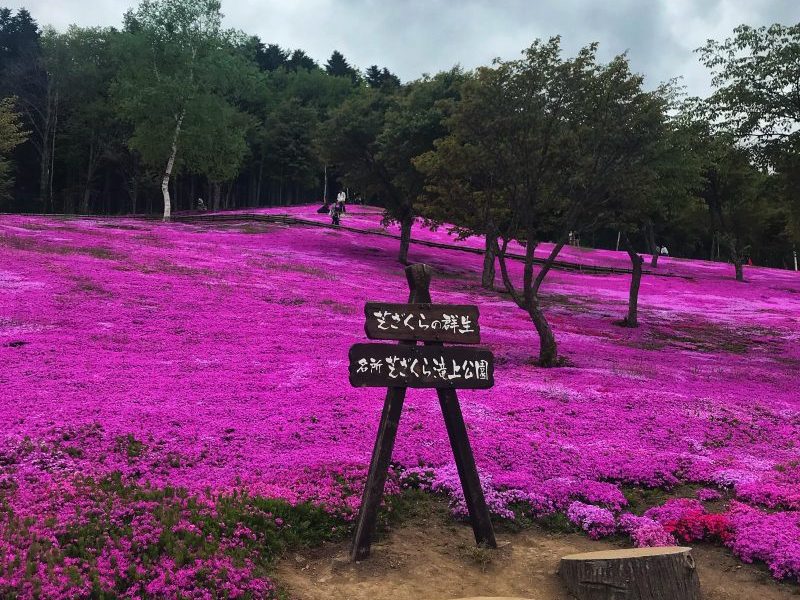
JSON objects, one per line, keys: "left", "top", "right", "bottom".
{"left": 276, "top": 496, "right": 799, "bottom": 600}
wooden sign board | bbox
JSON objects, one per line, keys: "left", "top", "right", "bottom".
{"left": 348, "top": 264, "right": 497, "bottom": 562}
{"left": 364, "top": 302, "right": 480, "bottom": 344}
{"left": 349, "top": 343, "right": 494, "bottom": 389}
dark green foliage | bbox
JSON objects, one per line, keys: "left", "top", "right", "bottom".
{"left": 318, "top": 68, "right": 465, "bottom": 262}
{"left": 286, "top": 49, "right": 318, "bottom": 73}
{"left": 0, "top": 6, "right": 796, "bottom": 270}
{"left": 325, "top": 50, "right": 359, "bottom": 84}
{"left": 699, "top": 23, "right": 800, "bottom": 162}
{"left": 365, "top": 65, "right": 400, "bottom": 90}
{"left": 0, "top": 96, "right": 29, "bottom": 202}
{"left": 2, "top": 473, "right": 345, "bottom": 597}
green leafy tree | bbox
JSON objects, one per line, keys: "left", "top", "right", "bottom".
{"left": 0, "top": 96, "right": 29, "bottom": 204}
{"left": 114, "top": 0, "right": 260, "bottom": 220}
{"left": 0, "top": 11, "right": 63, "bottom": 211}
{"left": 259, "top": 98, "right": 318, "bottom": 205}
{"left": 242, "top": 37, "right": 289, "bottom": 72}
{"left": 259, "top": 43, "right": 289, "bottom": 71}
{"left": 453, "top": 39, "right": 587, "bottom": 366}
{"left": 414, "top": 69, "right": 511, "bottom": 289}
{"left": 422, "top": 39, "right": 668, "bottom": 364}
{"left": 249, "top": 65, "right": 353, "bottom": 205}
{"left": 699, "top": 23, "right": 800, "bottom": 261}
{"left": 319, "top": 69, "right": 464, "bottom": 263}
{"left": 0, "top": 9, "right": 40, "bottom": 198}
{"left": 266, "top": 67, "right": 353, "bottom": 119}
{"left": 700, "top": 132, "right": 762, "bottom": 281}
{"left": 53, "top": 26, "right": 123, "bottom": 214}
{"left": 773, "top": 153, "right": 800, "bottom": 260}
{"left": 699, "top": 23, "right": 800, "bottom": 161}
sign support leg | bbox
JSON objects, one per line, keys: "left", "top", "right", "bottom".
{"left": 437, "top": 387, "right": 497, "bottom": 548}
{"left": 349, "top": 385, "right": 406, "bottom": 561}
{"left": 408, "top": 263, "right": 496, "bottom": 547}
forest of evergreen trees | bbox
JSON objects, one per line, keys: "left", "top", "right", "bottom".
{"left": 1, "top": 2, "right": 798, "bottom": 271}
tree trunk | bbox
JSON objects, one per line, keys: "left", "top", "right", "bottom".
{"left": 102, "top": 168, "right": 112, "bottom": 215}
{"left": 726, "top": 236, "right": 745, "bottom": 282}
{"left": 496, "top": 235, "right": 563, "bottom": 367}
{"left": 481, "top": 234, "right": 497, "bottom": 289}
{"left": 645, "top": 221, "right": 658, "bottom": 268}
{"left": 39, "top": 130, "right": 51, "bottom": 212}
{"left": 175, "top": 173, "right": 181, "bottom": 213}
{"left": 80, "top": 143, "right": 96, "bottom": 215}
{"left": 529, "top": 300, "right": 557, "bottom": 366}
{"left": 398, "top": 216, "right": 412, "bottom": 265}
{"left": 256, "top": 154, "right": 264, "bottom": 206}
{"left": 734, "top": 260, "right": 744, "bottom": 281}
{"left": 80, "top": 187, "right": 90, "bottom": 215}
{"left": 623, "top": 236, "right": 644, "bottom": 327}
{"left": 161, "top": 111, "right": 184, "bottom": 222}
{"left": 559, "top": 547, "right": 701, "bottom": 600}
{"left": 625, "top": 252, "right": 643, "bottom": 327}
{"left": 47, "top": 94, "right": 58, "bottom": 213}
{"left": 211, "top": 181, "right": 221, "bottom": 211}
{"left": 322, "top": 164, "right": 328, "bottom": 205}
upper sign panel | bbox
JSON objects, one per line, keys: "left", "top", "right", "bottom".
{"left": 364, "top": 302, "right": 480, "bottom": 343}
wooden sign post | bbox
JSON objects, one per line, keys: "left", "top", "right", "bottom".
{"left": 348, "top": 263, "right": 497, "bottom": 561}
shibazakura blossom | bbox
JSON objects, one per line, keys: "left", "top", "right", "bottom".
{"left": 1, "top": 205, "right": 800, "bottom": 596}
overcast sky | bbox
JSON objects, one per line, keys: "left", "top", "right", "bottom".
{"left": 8, "top": 1, "right": 799, "bottom": 96}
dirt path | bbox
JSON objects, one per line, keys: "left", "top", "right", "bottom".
{"left": 275, "top": 498, "right": 797, "bottom": 600}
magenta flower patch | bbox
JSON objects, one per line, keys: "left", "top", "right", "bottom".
{"left": 2, "top": 205, "right": 800, "bottom": 593}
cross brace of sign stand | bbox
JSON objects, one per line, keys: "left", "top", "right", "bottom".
{"left": 350, "top": 263, "right": 497, "bottom": 561}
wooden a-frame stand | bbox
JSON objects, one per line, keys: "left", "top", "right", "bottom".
{"left": 350, "top": 263, "right": 497, "bottom": 561}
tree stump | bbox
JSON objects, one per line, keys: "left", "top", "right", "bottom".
{"left": 559, "top": 547, "right": 701, "bottom": 600}
{"left": 451, "top": 597, "right": 532, "bottom": 600}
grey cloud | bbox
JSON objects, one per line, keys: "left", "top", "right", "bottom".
{"left": 7, "top": 0, "right": 800, "bottom": 96}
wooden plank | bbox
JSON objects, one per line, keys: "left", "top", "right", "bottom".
{"left": 349, "top": 384, "right": 407, "bottom": 561}
{"left": 349, "top": 343, "right": 494, "bottom": 389}
{"left": 405, "top": 264, "right": 497, "bottom": 550}
{"left": 349, "top": 264, "right": 430, "bottom": 561}
{"left": 437, "top": 386, "right": 498, "bottom": 548}
{"left": 364, "top": 302, "right": 480, "bottom": 343}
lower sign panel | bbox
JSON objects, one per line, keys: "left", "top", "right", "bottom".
{"left": 349, "top": 343, "right": 494, "bottom": 389}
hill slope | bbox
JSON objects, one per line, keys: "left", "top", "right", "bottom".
{"left": 1, "top": 208, "right": 799, "bottom": 594}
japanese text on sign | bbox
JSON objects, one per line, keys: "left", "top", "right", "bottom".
{"left": 349, "top": 343, "right": 494, "bottom": 389}
{"left": 364, "top": 303, "right": 481, "bottom": 343}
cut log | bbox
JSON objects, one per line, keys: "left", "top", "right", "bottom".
{"left": 559, "top": 547, "right": 701, "bottom": 600}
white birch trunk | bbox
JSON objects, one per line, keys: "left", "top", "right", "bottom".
{"left": 161, "top": 110, "right": 185, "bottom": 222}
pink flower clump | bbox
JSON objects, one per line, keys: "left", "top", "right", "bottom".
{"left": 2, "top": 205, "right": 800, "bottom": 591}
{"left": 726, "top": 501, "right": 800, "bottom": 580}
{"left": 566, "top": 501, "right": 617, "bottom": 539}
{"left": 644, "top": 498, "right": 731, "bottom": 543}
{"left": 618, "top": 513, "right": 676, "bottom": 547}
{"left": 696, "top": 488, "right": 723, "bottom": 502}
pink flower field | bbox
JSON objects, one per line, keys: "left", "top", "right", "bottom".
{"left": 2, "top": 206, "right": 800, "bottom": 597}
